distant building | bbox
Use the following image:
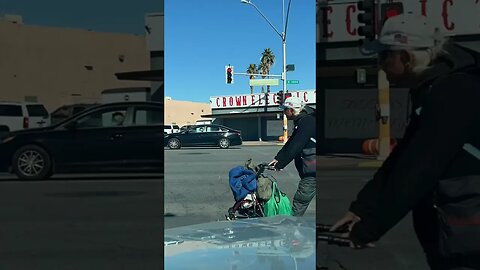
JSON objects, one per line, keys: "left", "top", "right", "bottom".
{"left": 164, "top": 98, "right": 211, "bottom": 127}
{"left": 204, "top": 90, "right": 316, "bottom": 141}
{"left": 0, "top": 15, "right": 150, "bottom": 111}
{"left": 115, "top": 13, "right": 164, "bottom": 101}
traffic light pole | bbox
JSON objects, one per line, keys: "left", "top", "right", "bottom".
{"left": 376, "top": 0, "right": 391, "bottom": 160}
{"left": 377, "top": 69, "right": 391, "bottom": 160}
{"left": 282, "top": 35, "right": 288, "bottom": 144}
{"left": 241, "top": 0, "right": 290, "bottom": 144}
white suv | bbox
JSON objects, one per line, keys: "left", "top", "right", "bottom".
{"left": 0, "top": 102, "right": 51, "bottom": 132}
{"left": 164, "top": 124, "right": 180, "bottom": 134}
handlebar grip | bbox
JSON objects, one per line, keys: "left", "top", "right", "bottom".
{"left": 316, "top": 223, "right": 350, "bottom": 234}
{"left": 317, "top": 235, "right": 351, "bottom": 247}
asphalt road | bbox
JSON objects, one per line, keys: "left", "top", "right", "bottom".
{"left": 0, "top": 173, "right": 163, "bottom": 270}
{"left": 164, "top": 145, "right": 316, "bottom": 229}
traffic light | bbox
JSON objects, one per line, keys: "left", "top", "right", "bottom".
{"left": 380, "top": 2, "right": 403, "bottom": 26}
{"left": 226, "top": 66, "right": 234, "bottom": 84}
{"left": 357, "top": 0, "right": 376, "bottom": 41}
{"left": 276, "top": 91, "right": 284, "bottom": 104}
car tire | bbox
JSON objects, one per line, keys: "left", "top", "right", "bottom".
{"left": 168, "top": 138, "right": 181, "bottom": 149}
{"left": 12, "top": 145, "right": 52, "bottom": 180}
{"left": 219, "top": 138, "right": 230, "bottom": 149}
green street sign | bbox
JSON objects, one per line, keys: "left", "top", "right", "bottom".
{"left": 286, "top": 80, "right": 299, "bottom": 84}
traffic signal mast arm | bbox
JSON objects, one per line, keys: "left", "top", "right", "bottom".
{"left": 234, "top": 72, "right": 282, "bottom": 77}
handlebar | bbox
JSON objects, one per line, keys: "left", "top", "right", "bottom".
{"left": 317, "top": 223, "right": 351, "bottom": 247}
{"left": 255, "top": 163, "right": 276, "bottom": 178}
{"left": 317, "top": 234, "right": 351, "bottom": 247}
{"left": 316, "top": 223, "right": 350, "bottom": 234}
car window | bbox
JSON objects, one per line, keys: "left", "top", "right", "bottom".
{"left": 75, "top": 108, "right": 128, "bottom": 129}
{"left": 72, "top": 107, "right": 86, "bottom": 115}
{"left": 0, "top": 105, "right": 22, "bottom": 116}
{"left": 173, "top": 125, "right": 180, "bottom": 129}
{"left": 189, "top": 126, "right": 205, "bottom": 133}
{"left": 51, "top": 106, "right": 70, "bottom": 118}
{"left": 205, "top": 126, "right": 220, "bottom": 132}
{"left": 132, "top": 107, "right": 162, "bottom": 126}
{"left": 26, "top": 105, "right": 49, "bottom": 117}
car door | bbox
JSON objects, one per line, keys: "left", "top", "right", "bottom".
{"left": 118, "top": 105, "right": 163, "bottom": 170}
{"left": 53, "top": 105, "right": 129, "bottom": 171}
{"left": 180, "top": 125, "right": 206, "bottom": 146}
{"left": 204, "top": 125, "right": 223, "bottom": 146}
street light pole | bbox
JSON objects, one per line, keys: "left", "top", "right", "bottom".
{"left": 241, "top": 0, "right": 290, "bottom": 143}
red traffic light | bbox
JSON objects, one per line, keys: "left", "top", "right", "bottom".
{"left": 386, "top": 9, "right": 400, "bottom": 18}
{"left": 381, "top": 3, "right": 403, "bottom": 25}
{"left": 227, "top": 68, "right": 232, "bottom": 73}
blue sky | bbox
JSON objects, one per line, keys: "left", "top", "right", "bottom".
{"left": 165, "top": 0, "right": 316, "bottom": 103}
{"left": 0, "top": 0, "right": 162, "bottom": 35}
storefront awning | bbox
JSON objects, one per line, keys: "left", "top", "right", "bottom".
{"left": 115, "top": 69, "right": 164, "bottom": 81}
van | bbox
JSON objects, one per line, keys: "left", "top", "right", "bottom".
{"left": 0, "top": 102, "right": 51, "bottom": 132}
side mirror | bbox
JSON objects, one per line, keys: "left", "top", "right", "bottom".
{"left": 64, "top": 120, "right": 77, "bottom": 130}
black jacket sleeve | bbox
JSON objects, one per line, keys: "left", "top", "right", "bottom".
{"left": 350, "top": 73, "right": 480, "bottom": 244}
{"left": 274, "top": 114, "right": 315, "bottom": 170}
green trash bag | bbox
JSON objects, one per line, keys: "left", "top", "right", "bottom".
{"left": 263, "top": 182, "right": 293, "bottom": 217}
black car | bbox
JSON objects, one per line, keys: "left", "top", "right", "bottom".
{"left": 0, "top": 102, "right": 163, "bottom": 180}
{"left": 50, "top": 103, "right": 99, "bottom": 125}
{"left": 164, "top": 124, "right": 242, "bottom": 149}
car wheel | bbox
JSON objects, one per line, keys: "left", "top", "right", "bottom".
{"left": 168, "top": 138, "right": 181, "bottom": 149}
{"left": 12, "top": 145, "right": 52, "bottom": 180}
{"left": 219, "top": 138, "right": 230, "bottom": 149}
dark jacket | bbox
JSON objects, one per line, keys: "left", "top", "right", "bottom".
{"left": 348, "top": 43, "right": 480, "bottom": 258}
{"left": 274, "top": 106, "right": 316, "bottom": 178}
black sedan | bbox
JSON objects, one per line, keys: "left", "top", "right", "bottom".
{"left": 164, "top": 124, "right": 242, "bottom": 149}
{"left": 0, "top": 102, "right": 163, "bottom": 180}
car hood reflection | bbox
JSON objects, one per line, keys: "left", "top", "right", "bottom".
{"left": 164, "top": 215, "right": 315, "bottom": 270}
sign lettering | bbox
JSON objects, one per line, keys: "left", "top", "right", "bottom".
{"left": 210, "top": 90, "right": 316, "bottom": 109}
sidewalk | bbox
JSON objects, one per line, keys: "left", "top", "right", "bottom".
{"left": 318, "top": 154, "right": 384, "bottom": 169}
{"left": 242, "top": 140, "right": 283, "bottom": 146}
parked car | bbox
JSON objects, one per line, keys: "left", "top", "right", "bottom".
{"left": 0, "top": 101, "right": 163, "bottom": 180}
{"left": 0, "top": 102, "right": 50, "bottom": 132}
{"left": 164, "top": 124, "right": 242, "bottom": 149}
{"left": 164, "top": 124, "right": 180, "bottom": 134}
{"left": 50, "top": 103, "right": 98, "bottom": 125}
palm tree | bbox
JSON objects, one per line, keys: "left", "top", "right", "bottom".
{"left": 260, "top": 48, "right": 275, "bottom": 93}
{"left": 258, "top": 62, "right": 268, "bottom": 93}
{"left": 246, "top": 64, "right": 258, "bottom": 94}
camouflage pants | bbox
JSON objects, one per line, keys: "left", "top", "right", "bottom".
{"left": 292, "top": 176, "right": 316, "bottom": 216}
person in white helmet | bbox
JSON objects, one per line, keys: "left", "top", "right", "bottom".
{"left": 269, "top": 95, "right": 316, "bottom": 216}
{"left": 331, "top": 13, "right": 480, "bottom": 269}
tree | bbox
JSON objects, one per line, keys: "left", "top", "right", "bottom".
{"left": 246, "top": 64, "right": 258, "bottom": 94}
{"left": 260, "top": 48, "right": 275, "bottom": 93}
{"left": 258, "top": 62, "right": 267, "bottom": 93}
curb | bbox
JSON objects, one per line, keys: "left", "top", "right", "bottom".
{"left": 357, "top": 160, "right": 384, "bottom": 168}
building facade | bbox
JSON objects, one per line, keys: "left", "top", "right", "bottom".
{"left": 206, "top": 90, "right": 316, "bottom": 141}
{"left": 0, "top": 16, "right": 150, "bottom": 111}
{"left": 164, "top": 98, "right": 211, "bottom": 127}
{"left": 317, "top": 0, "right": 480, "bottom": 153}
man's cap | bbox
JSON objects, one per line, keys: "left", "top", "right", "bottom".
{"left": 280, "top": 96, "right": 304, "bottom": 110}
{"left": 370, "top": 13, "right": 440, "bottom": 52}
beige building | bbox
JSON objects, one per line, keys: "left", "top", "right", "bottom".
{"left": 0, "top": 16, "right": 150, "bottom": 111}
{"left": 164, "top": 97, "right": 211, "bottom": 127}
